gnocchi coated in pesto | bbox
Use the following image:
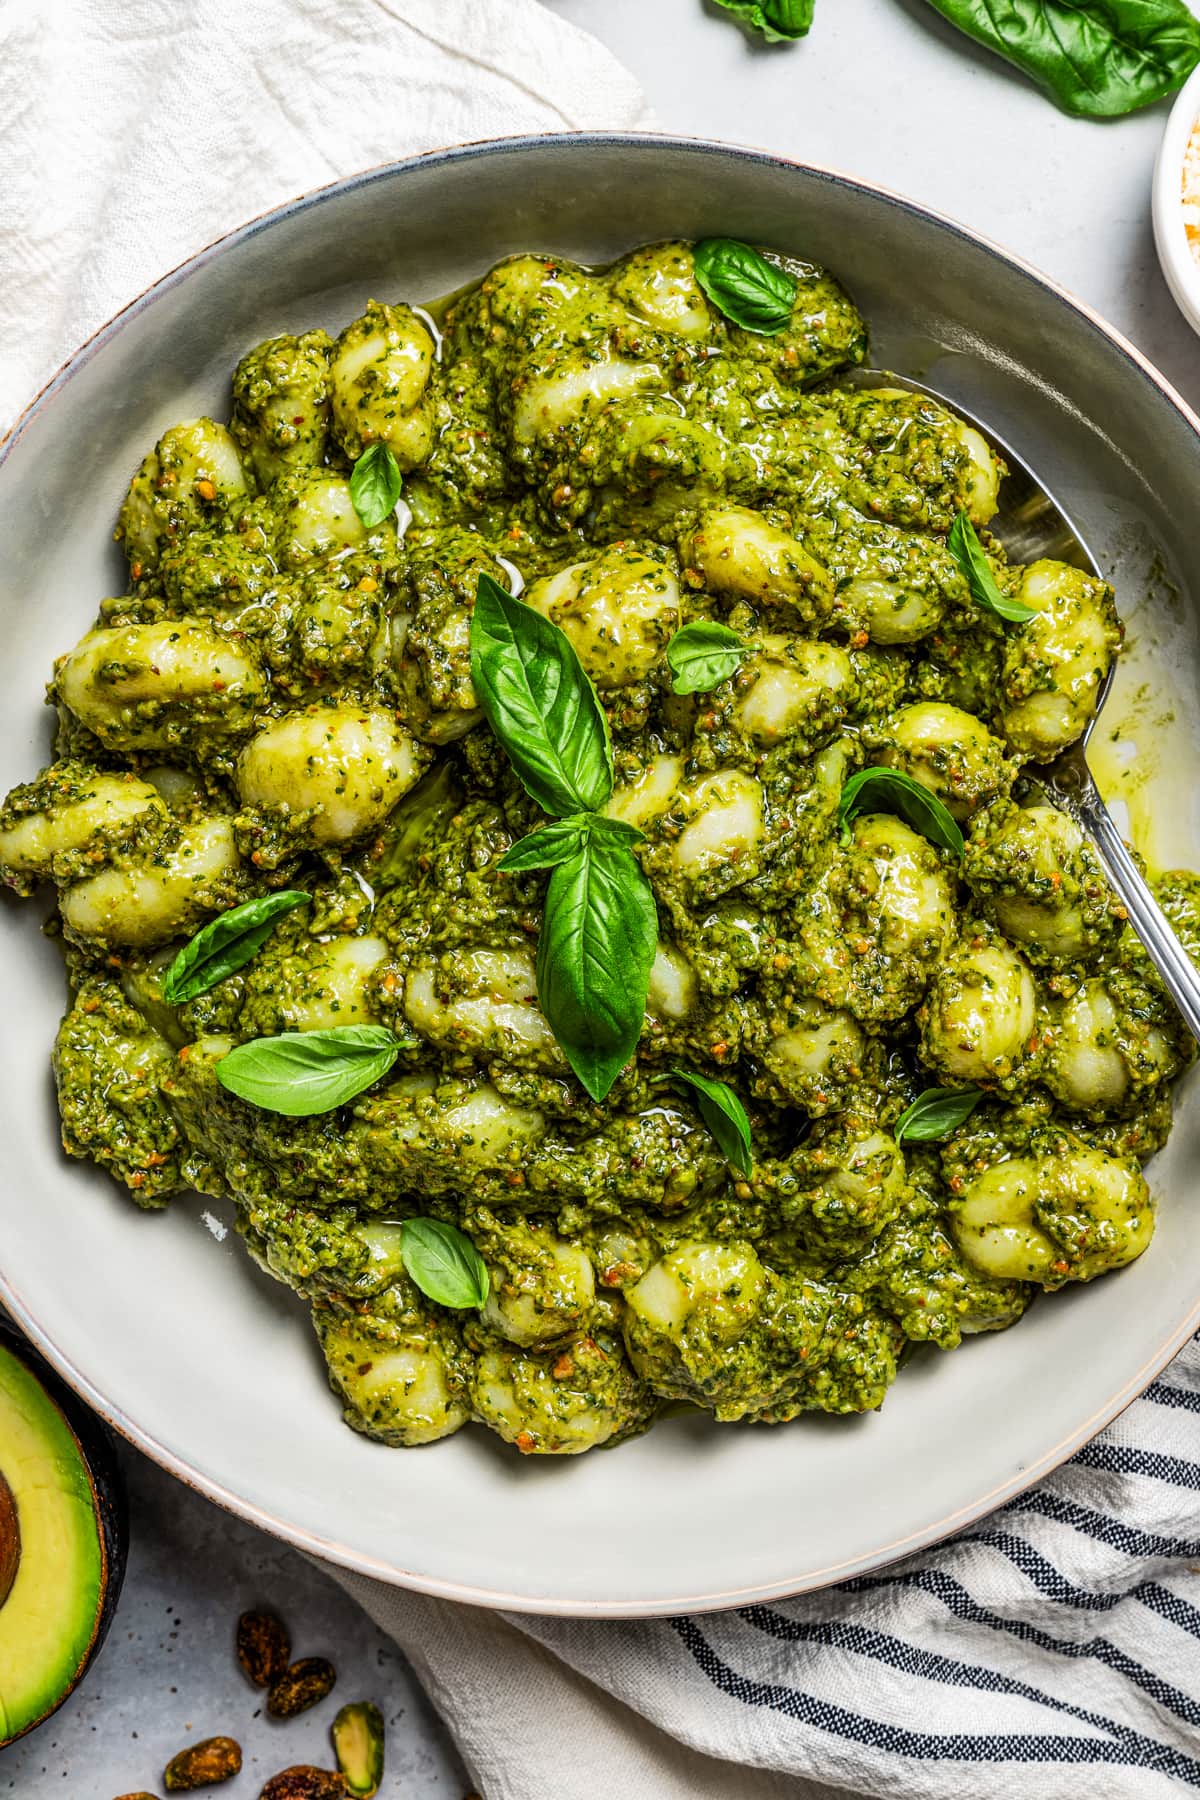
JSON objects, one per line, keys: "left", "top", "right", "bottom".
{"left": 5, "top": 239, "right": 1194, "bottom": 1457}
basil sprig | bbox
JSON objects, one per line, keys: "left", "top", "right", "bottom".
{"left": 665, "top": 1069, "right": 753, "bottom": 1175}
{"left": 162, "top": 891, "right": 310, "bottom": 1005}
{"left": 666, "top": 622, "right": 746, "bottom": 695}
{"left": 895, "top": 1086, "right": 983, "bottom": 1143}
{"left": 519, "top": 816, "right": 659, "bottom": 1104}
{"left": 711, "top": 0, "right": 815, "bottom": 40}
{"left": 470, "top": 572, "right": 612, "bottom": 816}
{"left": 474, "top": 576, "right": 658, "bottom": 1103}
{"left": 693, "top": 239, "right": 798, "bottom": 336}
{"left": 400, "top": 1219, "right": 489, "bottom": 1310}
{"left": 349, "top": 443, "right": 403, "bottom": 527}
{"left": 923, "top": 0, "right": 1200, "bottom": 119}
{"left": 837, "top": 768, "right": 964, "bottom": 857}
{"left": 216, "top": 1025, "right": 405, "bottom": 1116}
{"left": 948, "top": 513, "right": 1037, "bottom": 626}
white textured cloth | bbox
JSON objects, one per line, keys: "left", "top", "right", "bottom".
{"left": 0, "top": 0, "right": 653, "bottom": 428}
{"left": 5, "top": 6, "right": 1198, "bottom": 1794}
{"left": 336, "top": 1344, "right": 1200, "bottom": 1800}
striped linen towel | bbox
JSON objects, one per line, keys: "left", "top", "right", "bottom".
{"left": 335, "top": 1329, "right": 1200, "bottom": 1800}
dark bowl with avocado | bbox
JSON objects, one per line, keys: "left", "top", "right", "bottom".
{"left": 0, "top": 1316, "right": 127, "bottom": 1745}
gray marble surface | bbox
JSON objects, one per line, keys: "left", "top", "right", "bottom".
{"left": 4, "top": 3, "right": 1200, "bottom": 1795}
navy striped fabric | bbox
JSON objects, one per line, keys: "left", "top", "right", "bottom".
{"left": 513, "top": 1333, "right": 1200, "bottom": 1799}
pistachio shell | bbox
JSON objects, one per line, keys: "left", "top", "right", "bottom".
{"left": 236, "top": 1609, "right": 292, "bottom": 1688}
{"left": 163, "top": 1736, "right": 243, "bottom": 1791}
{"left": 266, "top": 1657, "right": 337, "bottom": 1719}
{"left": 259, "top": 1769, "right": 347, "bottom": 1800}
{"left": 331, "top": 1701, "right": 385, "bottom": 1798}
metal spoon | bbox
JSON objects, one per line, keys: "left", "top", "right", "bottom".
{"left": 854, "top": 368, "right": 1200, "bottom": 1041}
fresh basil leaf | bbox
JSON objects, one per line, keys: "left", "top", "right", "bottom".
{"left": 216, "top": 1025, "right": 404, "bottom": 1117}
{"left": 895, "top": 1086, "right": 984, "bottom": 1143}
{"left": 499, "top": 813, "right": 643, "bottom": 874}
{"left": 693, "top": 239, "right": 798, "bottom": 335}
{"left": 947, "top": 512, "right": 1038, "bottom": 625}
{"left": 535, "top": 828, "right": 658, "bottom": 1102}
{"left": 710, "top": 0, "right": 815, "bottom": 40}
{"left": 666, "top": 621, "right": 746, "bottom": 695}
{"left": 837, "top": 767, "right": 965, "bottom": 857}
{"left": 400, "top": 1218, "right": 489, "bottom": 1310}
{"left": 499, "top": 817, "right": 589, "bottom": 874}
{"left": 667, "top": 1068, "right": 753, "bottom": 1175}
{"left": 470, "top": 572, "right": 612, "bottom": 818}
{"left": 582, "top": 815, "right": 646, "bottom": 851}
{"left": 349, "top": 443, "right": 403, "bottom": 528}
{"left": 923, "top": 0, "right": 1200, "bottom": 118}
{"left": 162, "top": 891, "right": 311, "bottom": 1005}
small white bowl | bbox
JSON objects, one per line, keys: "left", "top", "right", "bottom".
{"left": 1154, "top": 64, "right": 1200, "bottom": 337}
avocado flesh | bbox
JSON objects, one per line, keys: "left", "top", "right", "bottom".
{"left": 0, "top": 1343, "right": 104, "bottom": 1742}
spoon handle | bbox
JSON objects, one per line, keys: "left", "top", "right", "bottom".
{"left": 1044, "top": 759, "right": 1200, "bottom": 1042}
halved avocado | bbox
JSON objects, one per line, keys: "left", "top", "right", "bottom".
{"left": 0, "top": 1320, "right": 127, "bottom": 1744}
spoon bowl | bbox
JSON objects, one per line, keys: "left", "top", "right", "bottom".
{"left": 857, "top": 368, "right": 1200, "bottom": 1039}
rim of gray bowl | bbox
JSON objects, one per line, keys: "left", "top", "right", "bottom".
{"left": 3, "top": 131, "right": 1200, "bottom": 1616}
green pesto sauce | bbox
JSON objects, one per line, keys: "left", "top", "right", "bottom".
{"left": 2, "top": 239, "right": 1193, "bottom": 1458}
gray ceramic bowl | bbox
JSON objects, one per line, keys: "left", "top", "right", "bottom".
{"left": 3, "top": 135, "right": 1199, "bottom": 1617}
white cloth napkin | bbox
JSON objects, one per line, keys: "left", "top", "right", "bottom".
{"left": 5, "top": 6, "right": 1198, "bottom": 1796}
{"left": 0, "top": 0, "right": 653, "bottom": 429}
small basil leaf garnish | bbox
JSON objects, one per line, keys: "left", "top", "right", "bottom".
{"left": 535, "top": 818, "right": 659, "bottom": 1103}
{"left": 499, "top": 814, "right": 643, "bottom": 874}
{"left": 349, "top": 443, "right": 403, "bottom": 528}
{"left": 895, "top": 1086, "right": 984, "bottom": 1143}
{"left": 162, "top": 891, "right": 311, "bottom": 1005}
{"left": 947, "top": 513, "right": 1038, "bottom": 625}
{"left": 666, "top": 1068, "right": 753, "bottom": 1175}
{"left": 666, "top": 622, "right": 746, "bottom": 695}
{"left": 470, "top": 572, "right": 613, "bottom": 818}
{"left": 712, "top": 0, "right": 815, "bottom": 40}
{"left": 400, "top": 1218, "right": 489, "bottom": 1310}
{"left": 498, "top": 817, "right": 588, "bottom": 875}
{"left": 693, "top": 239, "right": 798, "bottom": 336}
{"left": 837, "top": 767, "right": 964, "bottom": 857}
{"left": 216, "top": 1025, "right": 404, "bottom": 1117}
{"left": 923, "top": 0, "right": 1200, "bottom": 119}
